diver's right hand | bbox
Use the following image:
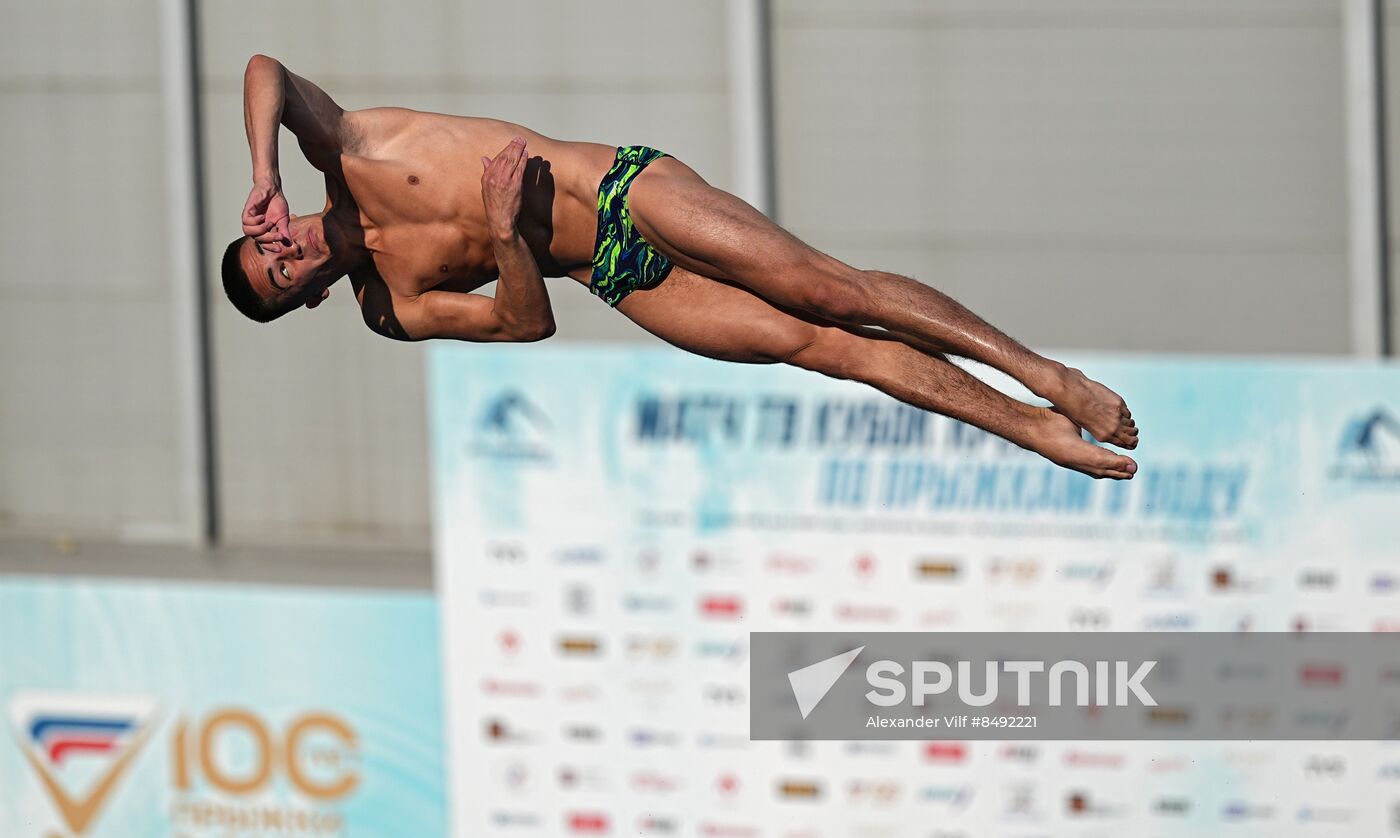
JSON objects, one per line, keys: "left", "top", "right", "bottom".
{"left": 241, "top": 176, "right": 292, "bottom": 252}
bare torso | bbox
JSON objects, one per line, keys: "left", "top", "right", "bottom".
{"left": 331, "top": 108, "right": 618, "bottom": 299}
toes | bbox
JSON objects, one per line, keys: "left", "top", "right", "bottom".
{"left": 1089, "top": 423, "right": 1118, "bottom": 444}
{"left": 1082, "top": 444, "right": 1135, "bottom": 468}
{"left": 1068, "top": 447, "right": 1136, "bottom": 480}
{"left": 1104, "top": 416, "right": 1139, "bottom": 449}
{"left": 1100, "top": 426, "right": 1135, "bottom": 446}
{"left": 1092, "top": 457, "right": 1137, "bottom": 480}
{"left": 1115, "top": 422, "right": 1140, "bottom": 449}
{"left": 1100, "top": 452, "right": 1137, "bottom": 474}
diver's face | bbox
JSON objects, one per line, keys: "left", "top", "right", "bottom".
{"left": 240, "top": 214, "right": 335, "bottom": 307}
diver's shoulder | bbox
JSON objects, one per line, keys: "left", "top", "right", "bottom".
{"left": 341, "top": 109, "right": 523, "bottom": 155}
{"left": 339, "top": 107, "right": 424, "bottom": 155}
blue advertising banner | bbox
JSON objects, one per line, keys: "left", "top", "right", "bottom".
{"left": 429, "top": 345, "right": 1400, "bottom": 836}
{"left": 0, "top": 578, "right": 447, "bottom": 837}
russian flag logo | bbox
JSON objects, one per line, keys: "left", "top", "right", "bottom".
{"left": 29, "top": 713, "right": 139, "bottom": 765}
{"left": 9, "top": 692, "right": 159, "bottom": 835}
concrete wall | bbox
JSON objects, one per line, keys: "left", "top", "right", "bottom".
{"left": 0, "top": 1, "right": 187, "bottom": 541}
{"left": 0, "top": 0, "right": 1387, "bottom": 557}
{"left": 772, "top": 0, "right": 1351, "bottom": 355}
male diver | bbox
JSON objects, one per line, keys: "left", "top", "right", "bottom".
{"left": 224, "top": 56, "right": 1139, "bottom": 479}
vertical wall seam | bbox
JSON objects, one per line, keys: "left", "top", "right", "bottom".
{"left": 726, "top": 0, "right": 778, "bottom": 219}
{"left": 1374, "top": 0, "right": 1394, "bottom": 356}
{"left": 757, "top": 0, "right": 778, "bottom": 222}
{"left": 1344, "top": 0, "right": 1388, "bottom": 356}
{"left": 186, "top": 0, "right": 220, "bottom": 541}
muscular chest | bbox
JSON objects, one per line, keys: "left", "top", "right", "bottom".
{"left": 369, "top": 222, "right": 500, "bottom": 293}
{"left": 342, "top": 153, "right": 571, "bottom": 294}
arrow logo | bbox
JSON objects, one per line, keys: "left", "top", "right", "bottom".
{"left": 787, "top": 646, "right": 864, "bottom": 719}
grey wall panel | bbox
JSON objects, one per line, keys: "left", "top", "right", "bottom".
{"left": 0, "top": 298, "right": 182, "bottom": 538}
{"left": 0, "top": 3, "right": 186, "bottom": 540}
{"left": 202, "top": 2, "right": 729, "bottom": 548}
{"left": 834, "top": 243, "right": 1345, "bottom": 355}
{"left": 773, "top": 0, "right": 1350, "bottom": 355}
{"left": 3, "top": 0, "right": 1359, "bottom": 552}
{"left": 0, "top": 1, "right": 164, "bottom": 79}
{"left": 200, "top": 0, "right": 726, "bottom": 94}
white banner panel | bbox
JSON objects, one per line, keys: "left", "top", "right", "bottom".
{"left": 429, "top": 346, "right": 1400, "bottom": 836}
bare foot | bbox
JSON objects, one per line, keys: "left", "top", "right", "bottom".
{"left": 1025, "top": 407, "right": 1137, "bottom": 480}
{"left": 1040, "top": 365, "right": 1138, "bottom": 449}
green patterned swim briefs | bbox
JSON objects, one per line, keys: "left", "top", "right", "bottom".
{"left": 589, "top": 146, "right": 674, "bottom": 307}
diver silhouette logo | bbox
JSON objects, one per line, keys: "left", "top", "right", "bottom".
{"left": 480, "top": 391, "right": 552, "bottom": 437}
{"left": 1332, "top": 408, "right": 1400, "bottom": 482}
{"left": 788, "top": 647, "right": 865, "bottom": 719}
{"left": 471, "top": 391, "right": 553, "bottom": 461}
{"left": 9, "top": 692, "right": 160, "bottom": 836}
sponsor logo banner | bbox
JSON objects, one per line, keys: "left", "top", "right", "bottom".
{"left": 429, "top": 347, "right": 1400, "bottom": 835}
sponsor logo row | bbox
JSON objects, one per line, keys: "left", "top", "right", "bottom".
{"left": 487, "top": 543, "right": 1400, "bottom": 596}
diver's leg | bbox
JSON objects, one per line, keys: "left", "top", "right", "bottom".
{"left": 615, "top": 266, "right": 1137, "bottom": 479}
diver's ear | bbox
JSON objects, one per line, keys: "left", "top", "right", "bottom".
{"left": 305, "top": 287, "right": 330, "bottom": 309}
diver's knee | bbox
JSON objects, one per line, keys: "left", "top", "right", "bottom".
{"left": 785, "top": 330, "right": 859, "bottom": 380}
{"left": 797, "top": 273, "right": 870, "bottom": 323}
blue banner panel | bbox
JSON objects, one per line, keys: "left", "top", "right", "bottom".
{"left": 0, "top": 578, "right": 447, "bottom": 837}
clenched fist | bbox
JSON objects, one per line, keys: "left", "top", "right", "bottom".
{"left": 481, "top": 136, "right": 528, "bottom": 240}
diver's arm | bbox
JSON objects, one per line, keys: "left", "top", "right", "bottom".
{"left": 242, "top": 54, "right": 346, "bottom": 177}
{"left": 240, "top": 55, "right": 348, "bottom": 250}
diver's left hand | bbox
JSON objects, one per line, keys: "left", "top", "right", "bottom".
{"left": 481, "top": 136, "right": 527, "bottom": 240}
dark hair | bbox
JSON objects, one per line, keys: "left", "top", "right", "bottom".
{"left": 220, "top": 237, "right": 299, "bottom": 323}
